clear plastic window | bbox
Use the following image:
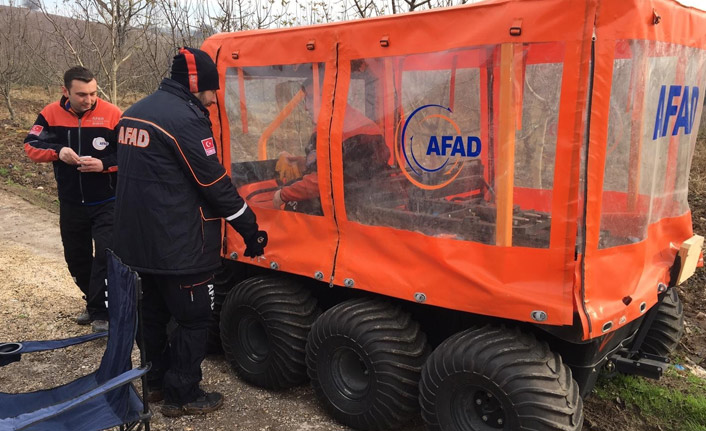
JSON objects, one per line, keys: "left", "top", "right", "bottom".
{"left": 225, "top": 63, "right": 325, "bottom": 214}
{"left": 600, "top": 41, "right": 706, "bottom": 248}
{"left": 342, "top": 43, "right": 564, "bottom": 248}
{"left": 516, "top": 63, "right": 562, "bottom": 191}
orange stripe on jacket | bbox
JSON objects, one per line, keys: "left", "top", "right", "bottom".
{"left": 120, "top": 116, "right": 226, "bottom": 187}
{"left": 24, "top": 143, "right": 58, "bottom": 162}
{"left": 41, "top": 99, "right": 122, "bottom": 129}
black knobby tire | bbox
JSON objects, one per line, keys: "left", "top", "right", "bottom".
{"left": 419, "top": 326, "right": 583, "bottom": 431}
{"left": 640, "top": 288, "right": 684, "bottom": 357}
{"left": 306, "top": 298, "right": 430, "bottom": 430}
{"left": 220, "top": 275, "right": 320, "bottom": 389}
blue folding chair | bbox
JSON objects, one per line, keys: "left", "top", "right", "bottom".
{"left": 0, "top": 250, "right": 151, "bottom": 431}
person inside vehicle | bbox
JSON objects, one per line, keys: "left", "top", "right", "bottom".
{"left": 272, "top": 80, "right": 390, "bottom": 213}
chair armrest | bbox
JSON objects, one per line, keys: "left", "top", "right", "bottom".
{"left": 0, "top": 332, "right": 108, "bottom": 367}
{"left": 11, "top": 366, "right": 149, "bottom": 431}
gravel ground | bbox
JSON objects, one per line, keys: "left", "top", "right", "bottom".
{"left": 0, "top": 188, "right": 370, "bottom": 431}
{"left": 1, "top": 186, "right": 702, "bottom": 431}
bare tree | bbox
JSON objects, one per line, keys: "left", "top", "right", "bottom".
{"left": 18, "top": 7, "right": 68, "bottom": 95}
{"left": 402, "top": 0, "right": 433, "bottom": 11}
{"left": 432, "top": 0, "right": 472, "bottom": 6}
{"left": 208, "top": 0, "right": 287, "bottom": 32}
{"left": 0, "top": 2, "right": 36, "bottom": 122}
{"left": 349, "top": 0, "right": 384, "bottom": 18}
{"left": 279, "top": 0, "right": 342, "bottom": 26}
{"left": 130, "top": 0, "right": 206, "bottom": 94}
{"left": 210, "top": 0, "right": 244, "bottom": 32}
{"left": 34, "top": 0, "right": 154, "bottom": 103}
{"left": 155, "top": 0, "right": 202, "bottom": 47}
{"left": 129, "top": 3, "right": 176, "bottom": 93}
{"left": 392, "top": 0, "right": 473, "bottom": 13}
{"left": 77, "top": 0, "right": 155, "bottom": 102}
{"left": 36, "top": 3, "right": 101, "bottom": 84}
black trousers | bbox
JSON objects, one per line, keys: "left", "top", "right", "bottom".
{"left": 59, "top": 200, "right": 114, "bottom": 321}
{"left": 140, "top": 271, "right": 215, "bottom": 406}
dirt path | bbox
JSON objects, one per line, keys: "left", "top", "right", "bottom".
{"left": 0, "top": 188, "right": 363, "bottom": 431}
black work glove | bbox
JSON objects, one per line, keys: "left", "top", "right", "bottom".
{"left": 244, "top": 230, "right": 268, "bottom": 258}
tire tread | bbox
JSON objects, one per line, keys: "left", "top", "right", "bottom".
{"left": 306, "top": 298, "right": 429, "bottom": 430}
{"left": 220, "top": 275, "right": 320, "bottom": 389}
{"left": 420, "top": 326, "right": 583, "bottom": 431}
{"left": 641, "top": 289, "right": 685, "bottom": 357}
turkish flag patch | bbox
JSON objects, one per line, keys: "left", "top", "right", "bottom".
{"left": 29, "top": 125, "right": 43, "bottom": 136}
{"left": 201, "top": 137, "right": 216, "bottom": 156}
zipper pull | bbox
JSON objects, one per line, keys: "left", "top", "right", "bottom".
{"left": 190, "top": 289, "right": 194, "bottom": 302}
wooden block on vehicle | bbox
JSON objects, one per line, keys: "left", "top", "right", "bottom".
{"left": 677, "top": 234, "right": 704, "bottom": 285}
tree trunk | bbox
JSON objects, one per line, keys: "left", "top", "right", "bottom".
{"left": 111, "top": 64, "right": 119, "bottom": 104}
{"left": 3, "top": 91, "right": 17, "bottom": 124}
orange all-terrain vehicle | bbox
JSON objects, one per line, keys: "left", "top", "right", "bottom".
{"left": 200, "top": 0, "right": 706, "bottom": 429}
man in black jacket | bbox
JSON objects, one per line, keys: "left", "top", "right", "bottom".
{"left": 24, "top": 66, "right": 122, "bottom": 333}
{"left": 114, "top": 47, "right": 267, "bottom": 416}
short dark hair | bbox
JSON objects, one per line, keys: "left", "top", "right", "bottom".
{"left": 63, "top": 66, "right": 95, "bottom": 90}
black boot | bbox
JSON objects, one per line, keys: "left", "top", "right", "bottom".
{"left": 161, "top": 390, "right": 223, "bottom": 417}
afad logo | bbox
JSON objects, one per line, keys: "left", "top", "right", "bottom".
{"left": 653, "top": 85, "right": 700, "bottom": 140}
{"left": 394, "top": 104, "right": 481, "bottom": 190}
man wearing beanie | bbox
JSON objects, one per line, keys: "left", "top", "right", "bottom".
{"left": 113, "top": 47, "right": 267, "bottom": 417}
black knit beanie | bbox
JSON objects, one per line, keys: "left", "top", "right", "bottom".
{"left": 170, "top": 47, "right": 219, "bottom": 93}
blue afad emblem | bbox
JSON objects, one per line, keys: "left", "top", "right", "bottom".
{"left": 653, "top": 85, "right": 700, "bottom": 140}
{"left": 426, "top": 135, "right": 482, "bottom": 158}
{"left": 396, "top": 104, "right": 482, "bottom": 190}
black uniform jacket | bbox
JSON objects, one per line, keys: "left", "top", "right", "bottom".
{"left": 24, "top": 97, "right": 121, "bottom": 204}
{"left": 114, "top": 78, "right": 257, "bottom": 275}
